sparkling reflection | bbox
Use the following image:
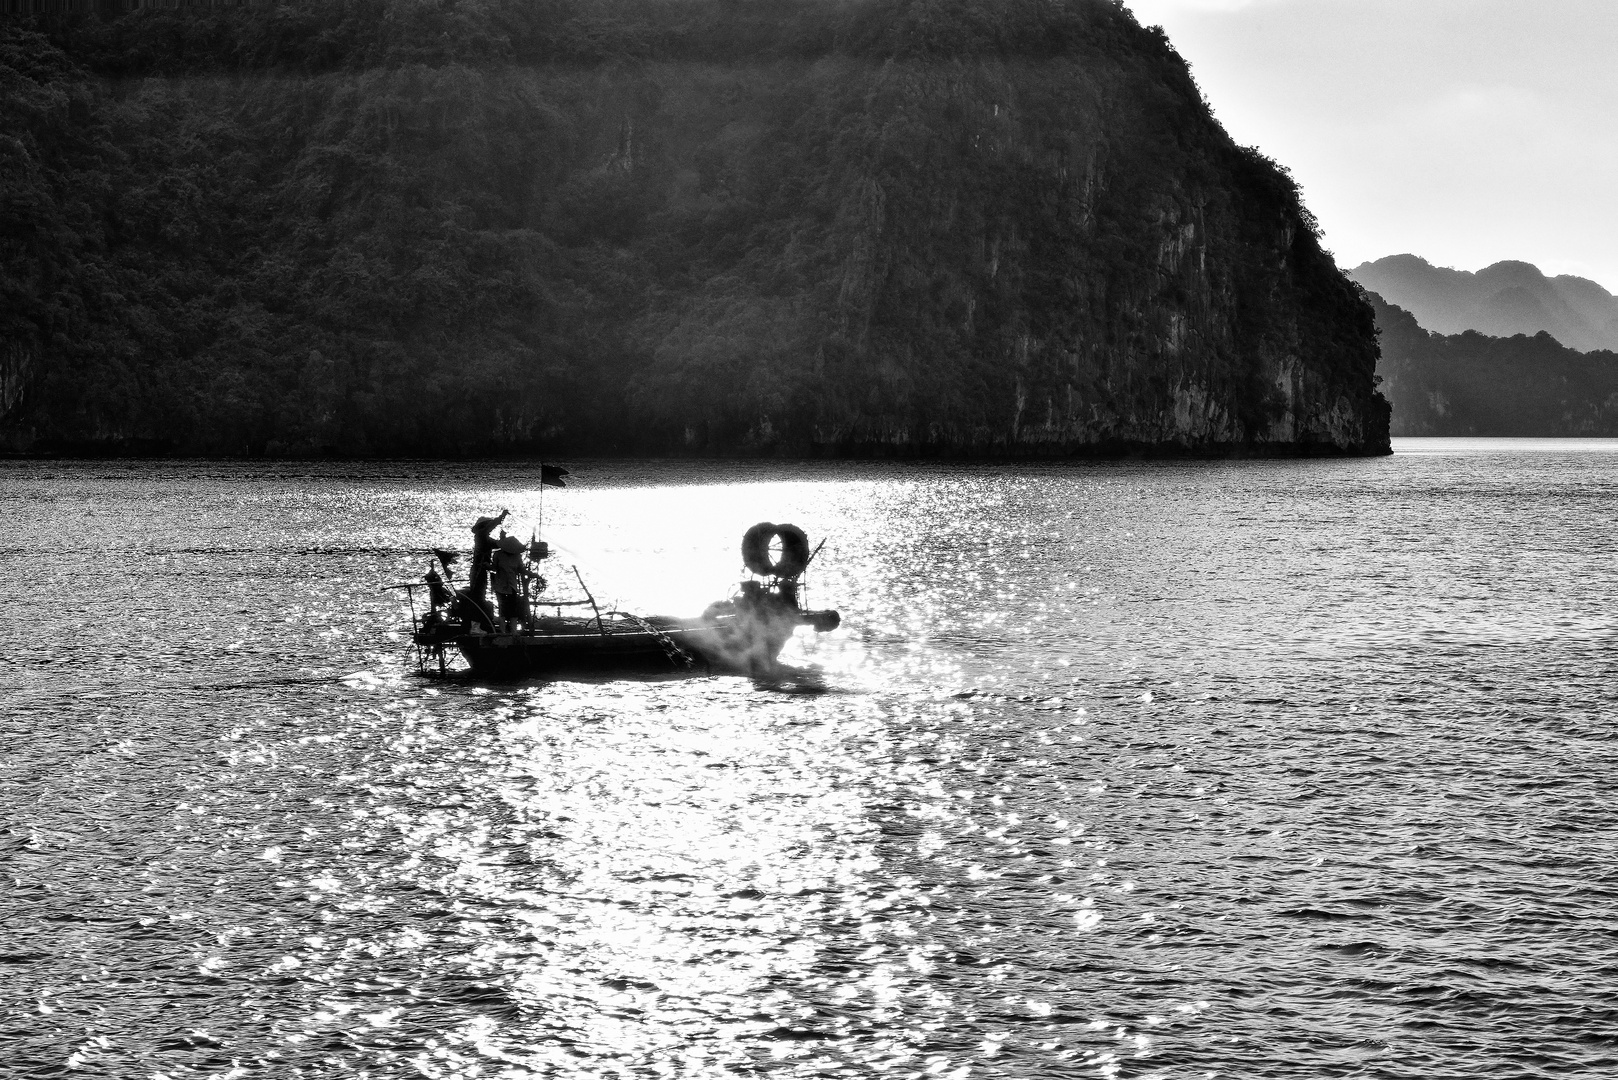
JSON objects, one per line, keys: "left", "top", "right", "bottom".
{"left": 4, "top": 448, "right": 1618, "bottom": 1077}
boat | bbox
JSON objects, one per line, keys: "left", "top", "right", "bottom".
{"left": 389, "top": 507, "right": 841, "bottom": 679}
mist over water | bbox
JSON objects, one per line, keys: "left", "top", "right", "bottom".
{"left": 4, "top": 440, "right": 1617, "bottom": 1078}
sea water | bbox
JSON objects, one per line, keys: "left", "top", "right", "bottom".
{"left": 3, "top": 440, "right": 1616, "bottom": 1078}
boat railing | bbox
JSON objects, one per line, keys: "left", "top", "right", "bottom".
{"left": 385, "top": 564, "right": 608, "bottom": 637}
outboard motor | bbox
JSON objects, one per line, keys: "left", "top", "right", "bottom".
{"left": 802, "top": 609, "right": 841, "bottom": 633}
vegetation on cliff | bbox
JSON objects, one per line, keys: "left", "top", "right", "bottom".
{"left": 1369, "top": 292, "right": 1618, "bottom": 436}
{"left": 1, "top": 0, "right": 1388, "bottom": 456}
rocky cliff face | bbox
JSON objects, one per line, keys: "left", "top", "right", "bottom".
{"left": 1, "top": 0, "right": 1388, "bottom": 457}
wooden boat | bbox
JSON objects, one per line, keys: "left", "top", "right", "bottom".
{"left": 391, "top": 510, "right": 840, "bottom": 679}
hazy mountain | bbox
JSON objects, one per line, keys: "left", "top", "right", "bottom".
{"left": 1351, "top": 255, "right": 1618, "bottom": 353}
{"left": 0, "top": 0, "right": 1387, "bottom": 457}
{"left": 1368, "top": 291, "right": 1618, "bottom": 436}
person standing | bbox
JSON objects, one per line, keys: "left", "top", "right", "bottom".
{"left": 491, "top": 533, "right": 532, "bottom": 632}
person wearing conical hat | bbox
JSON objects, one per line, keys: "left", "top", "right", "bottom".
{"left": 491, "top": 532, "right": 532, "bottom": 632}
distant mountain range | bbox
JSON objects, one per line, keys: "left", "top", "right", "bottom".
{"left": 1350, "top": 255, "right": 1618, "bottom": 354}
{"left": 1366, "top": 291, "right": 1618, "bottom": 437}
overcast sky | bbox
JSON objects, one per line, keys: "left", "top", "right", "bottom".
{"left": 1124, "top": 0, "right": 1618, "bottom": 291}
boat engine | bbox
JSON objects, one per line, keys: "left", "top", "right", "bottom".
{"left": 732, "top": 522, "right": 840, "bottom": 635}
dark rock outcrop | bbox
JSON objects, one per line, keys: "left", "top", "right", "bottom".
{"left": 0, "top": 0, "right": 1388, "bottom": 457}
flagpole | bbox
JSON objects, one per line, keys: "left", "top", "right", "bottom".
{"left": 534, "top": 466, "right": 567, "bottom": 551}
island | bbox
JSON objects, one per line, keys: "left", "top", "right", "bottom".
{"left": 1, "top": 0, "right": 1389, "bottom": 458}
{"left": 1367, "top": 290, "right": 1618, "bottom": 437}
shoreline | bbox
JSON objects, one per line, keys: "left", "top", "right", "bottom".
{"left": 0, "top": 440, "right": 1393, "bottom": 462}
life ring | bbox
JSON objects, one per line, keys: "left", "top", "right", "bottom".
{"left": 741, "top": 522, "right": 811, "bottom": 578}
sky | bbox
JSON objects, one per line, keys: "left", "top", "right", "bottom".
{"left": 1123, "top": 0, "right": 1618, "bottom": 291}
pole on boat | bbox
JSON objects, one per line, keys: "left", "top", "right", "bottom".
{"left": 572, "top": 564, "right": 607, "bottom": 635}
{"left": 539, "top": 464, "right": 569, "bottom": 540}
{"left": 382, "top": 580, "right": 434, "bottom": 672}
{"left": 801, "top": 537, "right": 827, "bottom": 610}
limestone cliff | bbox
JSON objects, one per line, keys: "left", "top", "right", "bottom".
{"left": 0, "top": 0, "right": 1389, "bottom": 457}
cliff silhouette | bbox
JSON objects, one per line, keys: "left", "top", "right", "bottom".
{"left": 1369, "top": 291, "right": 1618, "bottom": 436}
{"left": 1, "top": 0, "right": 1389, "bottom": 457}
{"left": 1352, "top": 255, "right": 1618, "bottom": 355}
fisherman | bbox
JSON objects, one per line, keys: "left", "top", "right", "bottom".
{"left": 491, "top": 532, "right": 532, "bottom": 632}
{"left": 444, "top": 508, "right": 508, "bottom": 632}
{"left": 468, "top": 509, "right": 509, "bottom": 599}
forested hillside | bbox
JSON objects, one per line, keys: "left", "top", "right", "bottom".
{"left": 1, "top": 0, "right": 1389, "bottom": 456}
{"left": 1369, "top": 292, "right": 1618, "bottom": 436}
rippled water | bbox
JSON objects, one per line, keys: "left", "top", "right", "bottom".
{"left": 5, "top": 440, "right": 1618, "bottom": 1078}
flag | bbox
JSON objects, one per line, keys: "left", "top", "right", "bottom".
{"left": 540, "top": 464, "right": 569, "bottom": 488}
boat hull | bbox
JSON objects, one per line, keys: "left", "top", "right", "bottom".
{"left": 449, "top": 615, "right": 802, "bottom": 679}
